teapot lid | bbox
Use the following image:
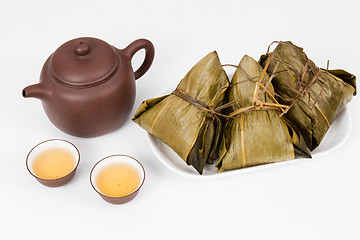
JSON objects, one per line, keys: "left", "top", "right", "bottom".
{"left": 50, "top": 37, "right": 118, "bottom": 87}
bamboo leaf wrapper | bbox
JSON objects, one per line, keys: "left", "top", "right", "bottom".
{"left": 260, "top": 41, "right": 356, "bottom": 150}
{"left": 217, "top": 55, "right": 296, "bottom": 172}
{"left": 132, "top": 51, "right": 229, "bottom": 174}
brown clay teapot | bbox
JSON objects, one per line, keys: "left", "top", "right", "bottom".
{"left": 23, "top": 37, "right": 155, "bottom": 137}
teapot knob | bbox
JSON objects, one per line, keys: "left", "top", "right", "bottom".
{"left": 73, "top": 40, "right": 91, "bottom": 56}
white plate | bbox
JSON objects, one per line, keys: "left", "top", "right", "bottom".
{"left": 147, "top": 88, "right": 352, "bottom": 178}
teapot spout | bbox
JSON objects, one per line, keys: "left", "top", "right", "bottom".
{"left": 22, "top": 83, "right": 50, "bottom": 100}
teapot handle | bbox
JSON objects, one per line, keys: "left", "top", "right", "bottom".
{"left": 124, "top": 39, "right": 155, "bottom": 80}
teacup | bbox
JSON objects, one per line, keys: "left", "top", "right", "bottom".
{"left": 90, "top": 155, "right": 145, "bottom": 204}
{"left": 26, "top": 139, "right": 80, "bottom": 187}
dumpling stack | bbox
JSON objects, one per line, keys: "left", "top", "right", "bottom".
{"left": 133, "top": 42, "right": 356, "bottom": 174}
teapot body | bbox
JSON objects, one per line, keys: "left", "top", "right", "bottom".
{"left": 40, "top": 52, "right": 136, "bottom": 137}
{"left": 23, "top": 37, "right": 154, "bottom": 137}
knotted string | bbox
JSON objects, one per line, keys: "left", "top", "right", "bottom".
{"left": 266, "top": 41, "right": 327, "bottom": 112}
{"left": 223, "top": 52, "right": 290, "bottom": 118}
{"left": 172, "top": 51, "right": 291, "bottom": 122}
{"left": 171, "top": 88, "right": 227, "bottom": 160}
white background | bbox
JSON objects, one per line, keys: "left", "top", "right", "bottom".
{"left": 1, "top": 0, "right": 359, "bottom": 239}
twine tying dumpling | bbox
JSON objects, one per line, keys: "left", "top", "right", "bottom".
{"left": 172, "top": 52, "right": 291, "bottom": 122}
{"left": 171, "top": 88, "right": 229, "bottom": 161}
{"left": 266, "top": 41, "right": 328, "bottom": 112}
{"left": 223, "top": 52, "right": 290, "bottom": 118}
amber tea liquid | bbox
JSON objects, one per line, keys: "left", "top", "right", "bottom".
{"left": 95, "top": 163, "right": 141, "bottom": 197}
{"left": 32, "top": 147, "right": 75, "bottom": 180}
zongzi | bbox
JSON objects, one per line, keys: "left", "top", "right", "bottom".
{"left": 260, "top": 41, "right": 356, "bottom": 151}
{"left": 216, "top": 55, "right": 302, "bottom": 172}
{"left": 132, "top": 51, "right": 229, "bottom": 174}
